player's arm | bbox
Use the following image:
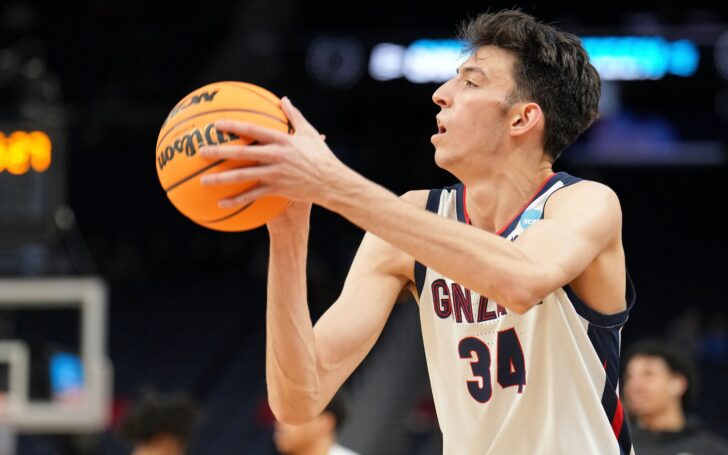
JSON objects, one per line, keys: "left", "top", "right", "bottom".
{"left": 201, "top": 100, "right": 622, "bottom": 315}
{"left": 265, "top": 193, "right": 422, "bottom": 425}
{"left": 324, "top": 178, "right": 623, "bottom": 315}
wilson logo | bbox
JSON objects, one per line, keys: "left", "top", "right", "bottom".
{"left": 157, "top": 123, "right": 238, "bottom": 171}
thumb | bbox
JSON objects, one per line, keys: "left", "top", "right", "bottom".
{"left": 281, "top": 96, "right": 318, "bottom": 135}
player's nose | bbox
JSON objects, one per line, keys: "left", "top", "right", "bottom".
{"left": 432, "top": 81, "right": 452, "bottom": 108}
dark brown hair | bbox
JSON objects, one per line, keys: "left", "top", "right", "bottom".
{"left": 459, "top": 10, "right": 601, "bottom": 161}
{"left": 119, "top": 390, "right": 199, "bottom": 445}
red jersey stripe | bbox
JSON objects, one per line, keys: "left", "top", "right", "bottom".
{"left": 611, "top": 398, "right": 624, "bottom": 439}
{"left": 495, "top": 173, "right": 556, "bottom": 235}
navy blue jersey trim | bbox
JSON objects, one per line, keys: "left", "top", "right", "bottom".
{"left": 583, "top": 281, "right": 635, "bottom": 454}
{"left": 455, "top": 183, "right": 467, "bottom": 223}
{"left": 553, "top": 171, "right": 582, "bottom": 187}
{"left": 414, "top": 189, "right": 443, "bottom": 298}
{"left": 595, "top": 360, "right": 632, "bottom": 455}
{"left": 587, "top": 323, "right": 633, "bottom": 454}
{"left": 498, "top": 172, "right": 581, "bottom": 239}
{"left": 565, "top": 271, "right": 636, "bottom": 328}
{"left": 587, "top": 324, "right": 622, "bottom": 391}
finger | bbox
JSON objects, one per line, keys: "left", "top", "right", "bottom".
{"left": 214, "top": 119, "right": 290, "bottom": 144}
{"left": 281, "top": 97, "right": 318, "bottom": 135}
{"left": 200, "top": 164, "right": 273, "bottom": 186}
{"left": 219, "top": 184, "right": 273, "bottom": 209}
{"left": 199, "top": 143, "right": 283, "bottom": 163}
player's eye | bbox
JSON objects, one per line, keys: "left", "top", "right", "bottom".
{"left": 464, "top": 80, "right": 478, "bottom": 87}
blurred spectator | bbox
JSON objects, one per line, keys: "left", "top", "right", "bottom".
{"left": 273, "top": 392, "right": 358, "bottom": 455}
{"left": 623, "top": 339, "right": 728, "bottom": 455}
{"left": 119, "top": 390, "right": 199, "bottom": 455}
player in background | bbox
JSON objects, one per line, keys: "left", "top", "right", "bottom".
{"left": 202, "top": 9, "right": 634, "bottom": 454}
{"left": 274, "top": 392, "right": 359, "bottom": 455}
{"left": 623, "top": 339, "right": 728, "bottom": 455}
{"left": 119, "top": 391, "right": 198, "bottom": 455}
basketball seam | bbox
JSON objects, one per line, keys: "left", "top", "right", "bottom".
{"left": 230, "top": 83, "right": 294, "bottom": 132}
{"left": 162, "top": 139, "right": 261, "bottom": 193}
{"left": 193, "top": 200, "right": 255, "bottom": 224}
{"left": 163, "top": 159, "right": 225, "bottom": 193}
{"left": 225, "top": 84, "right": 293, "bottom": 134}
{"left": 156, "top": 108, "right": 287, "bottom": 150}
{"left": 225, "top": 82, "right": 281, "bottom": 107}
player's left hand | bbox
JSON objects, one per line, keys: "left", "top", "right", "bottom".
{"left": 199, "top": 97, "right": 349, "bottom": 208}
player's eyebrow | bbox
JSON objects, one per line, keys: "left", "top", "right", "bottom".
{"left": 456, "top": 66, "right": 487, "bottom": 78}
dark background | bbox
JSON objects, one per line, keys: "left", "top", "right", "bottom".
{"left": 1, "top": 0, "right": 727, "bottom": 454}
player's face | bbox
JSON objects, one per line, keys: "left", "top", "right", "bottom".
{"left": 431, "top": 45, "right": 518, "bottom": 175}
{"left": 623, "top": 356, "right": 684, "bottom": 418}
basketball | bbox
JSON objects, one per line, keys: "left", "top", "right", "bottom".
{"left": 155, "top": 81, "right": 291, "bottom": 231}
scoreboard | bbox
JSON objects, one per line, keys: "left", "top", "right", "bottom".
{"left": 0, "top": 124, "right": 64, "bottom": 245}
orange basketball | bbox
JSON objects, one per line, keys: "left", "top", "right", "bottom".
{"left": 156, "top": 81, "right": 290, "bottom": 231}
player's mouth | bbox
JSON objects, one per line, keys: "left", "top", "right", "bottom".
{"left": 431, "top": 119, "right": 447, "bottom": 142}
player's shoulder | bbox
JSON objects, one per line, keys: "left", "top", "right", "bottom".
{"left": 547, "top": 177, "right": 622, "bottom": 216}
{"left": 400, "top": 189, "right": 430, "bottom": 208}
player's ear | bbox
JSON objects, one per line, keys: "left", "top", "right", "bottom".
{"left": 509, "top": 102, "right": 542, "bottom": 138}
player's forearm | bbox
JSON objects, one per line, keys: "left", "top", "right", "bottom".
{"left": 322, "top": 170, "right": 545, "bottom": 312}
{"left": 265, "top": 230, "right": 323, "bottom": 423}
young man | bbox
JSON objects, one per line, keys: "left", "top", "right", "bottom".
{"left": 623, "top": 340, "right": 728, "bottom": 455}
{"left": 201, "top": 9, "right": 635, "bottom": 454}
{"left": 273, "top": 393, "right": 359, "bottom": 455}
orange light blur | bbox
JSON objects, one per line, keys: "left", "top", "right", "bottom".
{"left": 0, "top": 131, "right": 52, "bottom": 174}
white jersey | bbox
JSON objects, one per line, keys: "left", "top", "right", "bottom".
{"left": 329, "top": 443, "right": 360, "bottom": 455}
{"left": 415, "top": 172, "right": 635, "bottom": 455}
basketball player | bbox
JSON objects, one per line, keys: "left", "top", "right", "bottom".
{"left": 200, "top": 10, "right": 634, "bottom": 454}
{"left": 119, "top": 391, "right": 198, "bottom": 455}
{"left": 623, "top": 339, "right": 728, "bottom": 454}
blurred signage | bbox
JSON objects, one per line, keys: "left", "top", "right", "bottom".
{"left": 0, "top": 131, "right": 52, "bottom": 175}
{"left": 367, "top": 36, "right": 700, "bottom": 83}
{"left": 582, "top": 37, "right": 699, "bottom": 80}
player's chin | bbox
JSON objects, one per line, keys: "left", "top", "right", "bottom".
{"left": 433, "top": 147, "right": 453, "bottom": 170}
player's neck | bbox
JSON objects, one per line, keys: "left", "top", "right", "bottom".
{"left": 638, "top": 404, "right": 686, "bottom": 432}
{"left": 463, "top": 153, "right": 553, "bottom": 233}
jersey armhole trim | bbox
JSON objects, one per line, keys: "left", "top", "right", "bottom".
{"left": 414, "top": 188, "right": 443, "bottom": 298}
{"left": 539, "top": 172, "right": 583, "bottom": 220}
{"left": 565, "top": 271, "right": 636, "bottom": 329}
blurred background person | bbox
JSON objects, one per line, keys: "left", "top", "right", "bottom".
{"left": 274, "top": 393, "right": 358, "bottom": 455}
{"left": 623, "top": 339, "right": 728, "bottom": 455}
{"left": 119, "top": 390, "right": 199, "bottom": 455}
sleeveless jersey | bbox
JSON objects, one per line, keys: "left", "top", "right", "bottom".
{"left": 415, "top": 172, "right": 635, "bottom": 455}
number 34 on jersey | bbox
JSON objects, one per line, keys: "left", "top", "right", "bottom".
{"left": 458, "top": 328, "right": 526, "bottom": 403}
